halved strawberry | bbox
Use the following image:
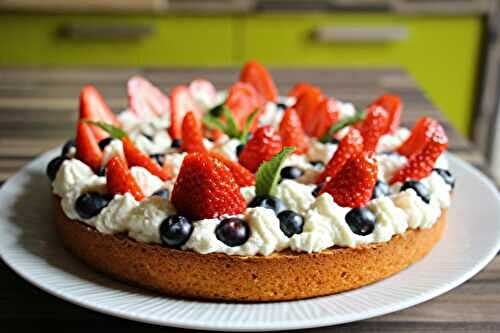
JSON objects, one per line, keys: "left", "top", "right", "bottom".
{"left": 293, "top": 88, "right": 323, "bottom": 135}
{"left": 210, "top": 152, "right": 255, "bottom": 187}
{"left": 122, "top": 137, "right": 171, "bottom": 181}
{"left": 75, "top": 121, "right": 103, "bottom": 172}
{"left": 171, "top": 153, "right": 246, "bottom": 220}
{"left": 316, "top": 128, "right": 363, "bottom": 184}
{"left": 168, "top": 85, "right": 203, "bottom": 140}
{"left": 79, "top": 85, "right": 120, "bottom": 141}
{"left": 287, "top": 83, "right": 321, "bottom": 98}
{"left": 320, "top": 152, "right": 378, "bottom": 208}
{"left": 106, "top": 155, "right": 144, "bottom": 201}
{"left": 390, "top": 124, "right": 448, "bottom": 184}
{"left": 370, "top": 94, "right": 402, "bottom": 133}
{"left": 181, "top": 111, "right": 207, "bottom": 154}
{"left": 189, "top": 79, "right": 217, "bottom": 108}
{"left": 397, "top": 117, "right": 439, "bottom": 157}
{"left": 239, "top": 126, "right": 282, "bottom": 173}
{"left": 225, "top": 82, "right": 262, "bottom": 130}
{"left": 304, "top": 98, "right": 340, "bottom": 138}
{"left": 359, "top": 105, "right": 390, "bottom": 153}
{"left": 279, "top": 107, "right": 309, "bottom": 154}
{"left": 127, "top": 76, "right": 168, "bottom": 117}
{"left": 240, "top": 60, "right": 279, "bottom": 103}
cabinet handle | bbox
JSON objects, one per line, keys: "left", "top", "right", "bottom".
{"left": 58, "top": 23, "right": 154, "bottom": 41}
{"left": 313, "top": 26, "right": 408, "bottom": 43}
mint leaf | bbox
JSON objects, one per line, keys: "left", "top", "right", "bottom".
{"left": 239, "top": 109, "right": 259, "bottom": 143}
{"left": 319, "top": 111, "right": 365, "bottom": 143}
{"left": 222, "top": 106, "right": 240, "bottom": 138}
{"left": 255, "top": 147, "right": 295, "bottom": 197}
{"left": 84, "top": 120, "right": 127, "bottom": 139}
{"left": 202, "top": 114, "right": 226, "bottom": 132}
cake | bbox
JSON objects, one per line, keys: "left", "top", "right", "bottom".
{"left": 47, "top": 61, "right": 455, "bottom": 301}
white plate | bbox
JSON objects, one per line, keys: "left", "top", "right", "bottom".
{"left": 0, "top": 149, "right": 499, "bottom": 331}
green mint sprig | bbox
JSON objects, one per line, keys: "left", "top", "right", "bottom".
{"left": 319, "top": 111, "right": 365, "bottom": 143}
{"left": 255, "top": 147, "right": 295, "bottom": 197}
{"left": 203, "top": 105, "right": 259, "bottom": 143}
{"left": 83, "top": 120, "right": 127, "bottom": 139}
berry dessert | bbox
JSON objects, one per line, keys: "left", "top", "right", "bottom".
{"left": 48, "top": 61, "right": 454, "bottom": 301}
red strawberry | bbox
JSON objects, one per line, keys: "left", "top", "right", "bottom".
{"left": 359, "top": 105, "right": 390, "bottom": 153}
{"left": 390, "top": 124, "right": 448, "bottom": 184}
{"left": 240, "top": 60, "right": 279, "bottom": 103}
{"left": 75, "top": 121, "right": 103, "bottom": 172}
{"left": 304, "top": 98, "right": 340, "bottom": 138}
{"left": 293, "top": 88, "right": 323, "bottom": 135}
{"left": 189, "top": 79, "right": 217, "bottom": 108}
{"left": 397, "top": 117, "right": 439, "bottom": 157}
{"left": 106, "top": 155, "right": 144, "bottom": 201}
{"left": 127, "top": 76, "right": 168, "bottom": 117}
{"left": 168, "top": 85, "right": 203, "bottom": 140}
{"left": 279, "top": 107, "right": 309, "bottom": 154}
{"left": 79, "top": 85, "right": 120, "bottom": 141}
{"left": 238, "top": 126, "right": 282, "bottom": 173}
{"left": 370, "top": 94, "right": 402, "bottom": 133}
{"left": 316, "top": 128, "right": 363, "bottom": 184}
{"left": 225, "top": 82, "right": 262, "bottom": 130}
{"left": 122, "top": 137, "right": 171, "bottom": 181}
{"left": 287, "top": 83, "right": 321, "bottom": 98}
{"left": 171, "top": 153, "right": 246, "bottom": 220}
{"left": 320, "top": 152, "right": 378, "bottom": 208}
{"left": 210, "top": 152, "right": 255, "bottom": 187}
{"left": 181, "top": 111, "right": 207, "bottom": 154}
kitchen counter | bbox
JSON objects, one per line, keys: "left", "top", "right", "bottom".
{"left": 0, "top": 67, "right": 497, "bottom": 331}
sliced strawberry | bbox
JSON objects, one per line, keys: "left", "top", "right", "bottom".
{"left": 397, "top": 117, "right": 439, "bottom": 157}
{"left": 171, "top": 153, "right": 246, "bottom": 220}
{"left": 287, "top": 83, "right": 321, "bottom": 98}
{"left": 304, "top": 98, "right": 340, "bottom": 138}
{"left": 79, "top": 85, "right": 120, "bottom": 141}
{"left": 181, "top": 111, "right": 207, "bottom": 154}
{"left": 279, "top": 107, "right": 309, "bottom": 154}
{"left": 75, "top": 121, "right": 103, "bottom": 172}
{"left": 239, "top": 126, "right": 282, "bottom": 173}
{"left": 122, "top": 137, "right": 171, "bottom": 181}
{"left": 127, "top": 76, "right": 168, "bottom": 117}
{"left": 189, "top": 79, "right": 217, "bottom": 108}
{"left": 316, "top": 128, "right": 363, "bottom": 184}
{"left": 210, "top": 152, "right": 255, "bottom": 187}
{"left": 390, "top": 124, "right": 448, "bottom": 184}
{"left": 359, "top": 105, "right": 390, "bottom": 153}
{"left": 106, "top": 155, "right": 144, "bottom": 201}
{"left": 293, "top": 88, "right": 323, "bottom": 135}
{"left": 225, "top": 82, "right": 262, "bottom": 130}
{"left": 240, "top": 60, "right": 279, "bottom": 103}
{"left": 168, "top": 85, "right": 203, "bottom": 140}
{"left": 370, "top": 94, "right": 402, "bottom": 133}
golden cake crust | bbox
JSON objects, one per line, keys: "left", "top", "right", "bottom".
{"left": 54, "top": 198, "right": 446, "bottom": 301}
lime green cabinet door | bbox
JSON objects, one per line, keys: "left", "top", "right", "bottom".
{"left": 240, "top": 14, "right": 482, "bottom": 135}
{"left": 0, "top": 14, "right": 234, "bottom": 66}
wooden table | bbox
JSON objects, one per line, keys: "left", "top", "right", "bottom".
{"left": 0, "top": 68, "right": 498, "bottom": 332}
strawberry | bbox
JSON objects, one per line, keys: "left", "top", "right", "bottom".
{"left": 122, "top": 137, "right": 171, "bottom": 181}
{"left": 189, "top": 79, "right": 217, "bottom": 108}
{"left": 75, "top": 121, "right": 103, "bottom": 172}
{"left": 171, "top": 153, "right": 246, "bottom": 220}
{"left": 238, "top": 126, "right": 282, "bottom": 173}
{"left": 359, "top": 105, "right": 390, "bottom": 153}
{"left": 168, "top": 85, "right": 203, "bottom": 140}
{"left": 225, "top": 82, "right": 262, "bottom": 130}
{"left": 397, "top": 117, "right": 439, "bottom": 157}
{"left": 293, "top": 88, "right": 323, "bottom": 135}
{"left": 320, "top": 152, "right": 378, "bottom": 208}
{"left": 106, "top": 155, "right": 144, "bottom": 201}
{"left": 304, "top": 98, "right": 340, "bottom": 138}
{"left": 287, "top": 83, "right": 321, "bottom": 98}
{"left": 210, "top": 152, "right": 255, "bottom": 187}
{"left": 279, "top": 107, "right": 309, "bottom": 154}
{"left": 181, "top": 111, "right": 207, "bottom": 154}
{"left": 127, "top": 76, "right": 168, "bottom": 117}
{"left": 79, "top": 85, "right": 120, "bottom": 141}
{"left": 240, "top": 60, "right": 279, "bottom": 103}
{"left": 370, "top": 94, "right": 402, "bottom": 133}
{"left": 390, "top": 124, "right": 448, "bottom": 184}
{"left": 316, "top": 128, "right": 363, "bottom": 184}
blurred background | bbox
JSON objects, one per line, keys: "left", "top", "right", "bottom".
{"left": 1, "top": 0, "right": 500, "bottom": 180}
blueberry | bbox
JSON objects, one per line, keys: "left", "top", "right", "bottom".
{"left": 98, "top": 137, "right": 113, "bottom": 151}
{"left": 236, "top": 144, "right": 245, "bottom": 157}
{"left": 248, "top": 195, "right": 286, "bottom": 214}
{"left": 400, "top": 180, "right": 431, "bottom": 204}
{"left": 61, "top": 139, "right": 76, "bottom": 157}
{"left": 171, "top": 139, "right": 182, "bottom": 149}
{"left": 159, "top": 215, "right": 193, "bottom": 247}
{"left": 97, "top": 166, "right": 106, "bottom": 177}
{"left": 312, "top": 182, "right": 324, "bottom": 197}
{"left": 278, "top": 210, "right": 304, "bottom": 237}
{"left": 310, "top": 161, "right": 324, "bottom": 169}
{"left": 433, "top": 168, "right": 455, "bottom": 189}
{"left": 372, "top": 180, "right": 390, "bottom": 199}
{"left": 143, "top": 133, "right": 154, "bottom": 141}
{"left": 150, "top": 153, "right": 165, "bottom": 166}
{"left": 46, "top": 156, "right": 67, "bottom": 181}
{"left": 75, "top": 192, "right": 112, "bottom": 219}
{"left": 215, "top": 218, "right": 250, "bottom": 247}
{"left": 345, "top": 207, "right": 376, "bottom": 236}
{"left": 152, "top": 189, "right": 170, "bottom": 200}
{"left": 276, "top": 102, "right": 288, "bottom": 111}
{"left": 329, "top": 137, "right": 340, "bottom": 145}
{"left": 280, "top": 166, "right": 303, "bottom": 180}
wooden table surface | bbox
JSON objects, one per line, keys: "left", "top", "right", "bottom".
{"left": 0, "top": 67, "right": 498, "bottom": 332}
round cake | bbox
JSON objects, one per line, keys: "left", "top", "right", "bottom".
{"left": 47, "top": 61, "right": 455, "bottom": 302}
